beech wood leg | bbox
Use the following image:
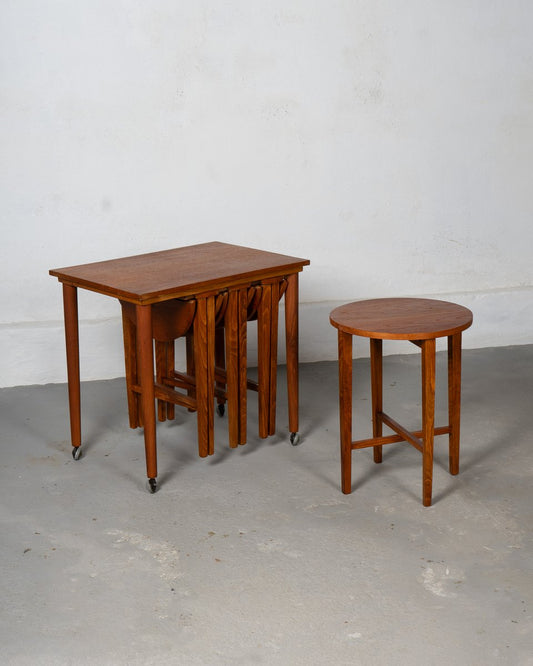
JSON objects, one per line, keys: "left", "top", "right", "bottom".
{"left": 136, "top": 304, "right": 157, "bottom": 481}
{"left": 194, "top": 295, "right": 215, "bottom": 457}
{"left": 285, "top": 273, "right": 299, "bottom": 436}
{"left": 370, "top": 338, "right": 383, "bottom": 464}
{"left": 448, "top": 332, "right": 462, "bottom": 475}
{"left": 62, "top": 285, "right": 82, "bottom": 449}
{"left": 338, "top": 330, "right": 353, "bottom": 494}
{"left": 257, "top": 282, "right": 272, "bottom": 439}
{"left": 121, "top": 306, "right": 140, "bottom": 429}
{"left": 421, "top": 338, "right": 436, "bottom": 506}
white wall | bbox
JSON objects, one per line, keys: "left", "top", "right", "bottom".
{"left": 1, "top": 1, "right": 532, "bottom": 387}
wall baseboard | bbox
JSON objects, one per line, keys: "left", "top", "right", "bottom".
{"left": 1, "top": 288, "right": 531, "bottom": 387}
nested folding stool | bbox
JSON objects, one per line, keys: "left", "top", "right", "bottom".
{"left": 329, "top": 298, "right": 473, "bottom": 506}
{"left": 120, "top": 276, "right": 290, "bottom": 460}
{"left": 210, "top": 277, "right": 288, "bottom": 442}
{"left": 153, "top": 277, "right": 289, "bottom": 446}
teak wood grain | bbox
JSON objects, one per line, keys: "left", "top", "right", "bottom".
{"left": 50, "top": 241, "right": 310, "bottom": 304}
{"left": 330, "top": 297, "right": 473, "bottom": 340}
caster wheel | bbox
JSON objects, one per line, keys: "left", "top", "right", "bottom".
{"left": 216, "top": 403, "right": 225, "bottom": 417}
{"left": 72, "top": 446, "right": 82, "bottom": 460}
{"left": 147, "top": 478, "right": 158, "bottom": 494}
{"left": 290, "top": 432, "right": 301, "bottom": 446}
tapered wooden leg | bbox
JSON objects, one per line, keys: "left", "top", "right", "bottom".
{"left": 136, "top": 304, "right": 157, "bottom": 481}
{"left": 421, "top": 338, "right": 436, "bottom": 506}
{"left": 448, "top": 332, "right": 462, "bottom": 475}
{"left": 268, "top": 280, "right": 280, "bottom": 436}
{"left": 284, "top": 273, "right": 299, "bottom": 437}
{"left": 257, "top": 282, "right": 272, "bottom": 439}
{"left": 121, "top": 306, "right": 140, "bottom": 428}
{"left": 370, "top": 338, "right": 383, "bottom": 464}
{"left": 338, "top": 330, "right": 353, "bottom": 494}
{"left": 62, "top": 285, "right": 82, "bottom": 449}
{"left": 194, "top": 295, "right": 215, "bottom": 457}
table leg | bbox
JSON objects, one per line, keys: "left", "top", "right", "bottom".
{"left": 338, "top": 330, "right": 353, "bottom": 494}
{"left": 421, "top": 338, "right": 436, "bottom": 506}
{"left": 284, "top": 273, "right": 299, "bottom": 440}
{"left": 136, "top": 304, "right": 157, "bottom": 483}
{"left": 121, "top": 306, "right": 140, "bottom": 428}
{"left": 62, "top": 284, "right": 82, "bottom": 453}
{"left": 268, "top": 280, "right": 280, "bottom": 437}
{"left": 448, "top": 332, "right": 462, "bottom": 476}
{"left": 194, "top": 294, "right": 216, "bottom": 457}
{"left": 370, "top": 338, "right": 383, "bottom": 464}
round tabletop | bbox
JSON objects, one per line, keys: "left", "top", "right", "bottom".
{"left": 329, "top": 298, "right": 473, "bottom": 340}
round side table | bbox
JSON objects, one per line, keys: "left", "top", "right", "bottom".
{"left": 329, "top": 298, "right": 473, "bottom": 506}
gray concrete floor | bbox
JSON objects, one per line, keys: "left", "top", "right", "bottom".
{"left": 1, "top": 345, "right": 532, "bottom": 665}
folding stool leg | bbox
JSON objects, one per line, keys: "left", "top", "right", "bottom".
{"left": 166, "top": 341, "right": 175, "bottom": 420}
{"left": 155, "top": 341, "right": 168, "bottom": 422}
{"left": 193, "top": 294, "right": 216, "bottom": 457}
{"left": 225, "top": 288, "right": 248, "bottom": 447}
{"left": 370, "top": 338, "right": 383, "bottom": 464}
{"left": 215, "top": 327, "right": 226, "bottom": 413}
{"left": 421, "top": 338, "right": 436, "bottom": 507}
{"left": 237, "top": 288, "right": 248, "bottom": 443}
{"left": 257, "top": 282, "right": 272, "bottom": 439}
{"left": 448, "top": 332, "right": 462, "bottom": 475}
{"left": 155, "top": 341, "right": 175, "bottom": 422}
{"left": 186, "top": 332, "right": 196, "bottom": 411}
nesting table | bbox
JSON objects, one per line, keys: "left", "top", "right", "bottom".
{"left": 50, "top": 242, "right": 309, "bottom": 490}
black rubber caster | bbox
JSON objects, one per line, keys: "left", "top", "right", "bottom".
{"left": 72, "top": 446, "right": 82, "bottom": 460}
{"left": 290, "top": 432, "right": 301, "bottom": 446}
{"left": 147, "top": 478, "right": 158, "bottom": 494}
{"left": 216, "top": 403, "right": 225, "bottom": 417}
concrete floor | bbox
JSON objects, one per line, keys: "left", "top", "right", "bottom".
{"left": 1, "top": 345, "right": 532, "bottom": 665}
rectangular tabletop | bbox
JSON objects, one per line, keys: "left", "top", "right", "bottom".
{"left": 49, "top": 241, "right": 310, "bottom": 304}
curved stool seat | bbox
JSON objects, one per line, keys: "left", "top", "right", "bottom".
{"left": 120, "top": 297, "right": 198, "bottom": 430}
{"left": 330, "top": 298, "right": 473, "bottom": 506}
